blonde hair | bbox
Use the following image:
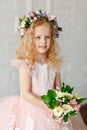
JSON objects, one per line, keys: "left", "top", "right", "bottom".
{"left": 16, "top": 18, "right": 63, "bottom": 68}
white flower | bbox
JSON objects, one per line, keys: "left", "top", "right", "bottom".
{"left": 21, "top": 21, "right": 25, "bottom": 28}
{"left": 53, "top": 106, "right": 64, "bottom": 118}
{"left": 56, "top": 91, "right": 63, "bottom": 98}
{"left": 62, "top": 104, "right": 74, "bottom": 114}
{"left": 34, "top": 17, "right": 37, "bottom": 20}
{"left": 62, "top": 92, "right": 73, "bottom": 99}
{"left": 74, "top": 93, "right": 80, "bottom": 99}
{"left": 56, "top": 91, "right": 73, "bottom": 99}
{"left": 36, "top": 11, "right": 40, "bottom": 14}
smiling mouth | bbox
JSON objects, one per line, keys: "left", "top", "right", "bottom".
{"left": 39, "top": 46, "right": 47, "bottom": 48}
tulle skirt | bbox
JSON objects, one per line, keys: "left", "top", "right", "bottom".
{"left": 0, "top": 96, "right": 87, "bottom": 130}
{"left": 0, "top": 96, "right": 60, "bottom": 130}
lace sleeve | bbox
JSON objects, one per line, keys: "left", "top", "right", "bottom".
{"left": 11, "top": 58, "right": 32, "bottom": 76}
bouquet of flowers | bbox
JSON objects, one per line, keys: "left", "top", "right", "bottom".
{"left": 41, "top": 83, "right": 87, "bottom": 122}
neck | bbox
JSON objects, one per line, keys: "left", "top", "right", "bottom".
{"left": 35, "top": 53, "right": 48, "bottom": 64}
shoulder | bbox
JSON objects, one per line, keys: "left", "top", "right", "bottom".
{"left": 11, "top": 58, "right": 24, "bottom": 68}
{"left": 11, "top": 58, "right": 33, "bottom": 76}
{"left": 51, "top": 65, "right": 60, "bottom": 74}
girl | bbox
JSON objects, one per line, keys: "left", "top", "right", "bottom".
{"left": 0, "top": 10, "right": 87, "bottom": 130}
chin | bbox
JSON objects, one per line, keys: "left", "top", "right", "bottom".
{"left": 37, "top": 49, "right": 48, "bottom": 54}
{"left": 37, "top": 51, "right": 47, "bottom": 54}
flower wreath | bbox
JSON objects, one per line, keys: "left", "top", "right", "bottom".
{"left": 18, "top": 10, "right": 62, "bottom": 38}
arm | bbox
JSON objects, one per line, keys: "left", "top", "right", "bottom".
{"left": 18, "top": 64, "right": 50, "bottom": 111}
{"left": 54, "top": 70, "right": 61, "bottom": 90}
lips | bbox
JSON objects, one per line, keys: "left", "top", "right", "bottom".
{"left": 39, "top": 45, "right": 47, "bottom": 48}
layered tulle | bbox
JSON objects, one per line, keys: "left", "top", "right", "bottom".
{"left": 1, "top": 96, "right": 86, "bottom": 130}
{"left": 0, "top": 96, "right": 61, "bottom": 130}
{"left": 0, "top": 96, "right": 19, "bottom": 130}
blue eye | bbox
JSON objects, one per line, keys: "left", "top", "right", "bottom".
{"left": 36, "top": 36, "right": 40, "bottom": 39}
{"left": 45, "top": 36, "right": 51, "bottom": 39}
{"left": 35, "top": 36, "right": 40, "bottom": 39}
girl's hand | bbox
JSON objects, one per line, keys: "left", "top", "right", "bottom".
{"left": 48, "top": 108, "right": 59, "bottom": 123}
{"left": 48, "top": 108, "right": 53, "bottom": 115}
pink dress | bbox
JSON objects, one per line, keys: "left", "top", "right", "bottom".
{"left": 0, "top": 59, "right": 87, "bottom": 130}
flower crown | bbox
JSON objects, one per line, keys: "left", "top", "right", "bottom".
{"left": 18, "top": 10, "right": 62, "bottom": 38}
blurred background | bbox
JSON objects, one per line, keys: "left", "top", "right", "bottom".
{"left": 0, "top": 0, "right": 87, "bottom": 99}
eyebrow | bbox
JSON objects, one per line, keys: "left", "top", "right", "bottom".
{"left": 35, "top": 34, "right": 51, "bottom": 36}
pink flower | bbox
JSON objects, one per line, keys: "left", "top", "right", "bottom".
{"left": 20, "top": 29, "right": 25, "bottom": 36}
{"left": 69, "top": 98, "right": 77, "bottom": 105}
{"left": 74, "top": 104, "right": 81, "bottom": 111}
{"left": 48, "top": 15, "right": 56, "bottom": 21}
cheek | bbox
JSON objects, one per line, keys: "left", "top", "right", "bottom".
{"left": 34, "top": 40, "right": 39, "bottom": 47}
{"left": 35, "top": 39, "right": 41, "bottom": 44}
{"left": 35, "top": 42, "right": 40, "bottom": 50}
{"left": 47, "top": 40, "right": 51, "bottom": 48}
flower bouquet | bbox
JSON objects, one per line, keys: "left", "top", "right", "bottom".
{"left": 41, "top": 83, "right": 87, "bottom": 123}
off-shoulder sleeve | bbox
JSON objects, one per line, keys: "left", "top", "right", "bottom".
{"left": 11, "top": 58, "right": 32, "bottom": 76}
{"left": 54, "top": 66, "right": 61, "bottom": 76}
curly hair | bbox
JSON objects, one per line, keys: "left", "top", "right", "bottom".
{"left": 16, "top": 18, "right": 63, "bottom": 68}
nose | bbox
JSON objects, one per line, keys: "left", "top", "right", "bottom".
{"left": 41, "top": 37, "right": 46, "bottom": 44}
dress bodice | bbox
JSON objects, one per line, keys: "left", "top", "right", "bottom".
{"left": 31, "top": 61, "right": 57, "bottom": 96}
{"left": 11, "top": 59, "right": 58, "bottom": 97}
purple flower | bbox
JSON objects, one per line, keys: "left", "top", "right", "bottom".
{"left": 56, "top": 31, "right": 60, "bottom": 35}
{"left": 39, "top": 13, "right": 46, "bottom": 17}
{"left": 28, "top": 11, "right": 35, "bottom": 17}
{"left": 55, "top": 31, "right": 60, "bottom": 37}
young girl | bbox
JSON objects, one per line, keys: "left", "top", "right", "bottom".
{"left": 0, "top": 10, "right": 87, "bottom": 130}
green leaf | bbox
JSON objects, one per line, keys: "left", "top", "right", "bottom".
{"left": 63, "top": 114, "right": 69, "bottom": 122}
{"left": 69, "top": 111, "right": 77, "bottom": 116}
{"left": 19, "top": 18, "right": 22, "bottom": 22}
{"left": 61, "top": 82, "right": 65, "bottom": 92}
{"left": 49, "top": 99, "right": 59, "bottom": 109}
{"left": 47, "top": 90, "right": 57, "bottom": 100}
{"left": 58, "top": 27, "right": 62, "bottom": 31}
{"left": 77, "top": 98, "right": 87, "bottom": 104}
{"left": 61, "top": 83, "right": 74, "bottom": 93}
{"left": 41, "top": 90, "right": 58, "bottom": 109}
{"left": 66, "top": 85, "right": 74, "bottom": 93}
{"left": 63, "top": 96, "right": 70, "bottom": 104}
{"left": 39, "top": 10, "right": 42, "bottom": 13}
{"left": 41, "top": 95, "right": 50, "bottom": 105}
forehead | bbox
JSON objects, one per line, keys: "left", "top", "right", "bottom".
{"left": 34, "top": 23, "right": 51, "bottom": 36}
